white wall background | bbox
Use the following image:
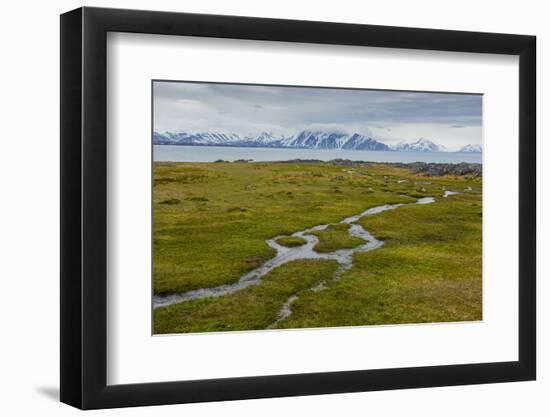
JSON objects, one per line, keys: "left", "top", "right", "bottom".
{"left": 0, "top": 0, "right": 545, "bottom": 415}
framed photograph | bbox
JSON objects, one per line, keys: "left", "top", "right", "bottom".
{"left": 60, "top": 7, "right": 536, "bottom": 409}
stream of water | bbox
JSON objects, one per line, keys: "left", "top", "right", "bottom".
{"left": 153, "top": 196, "right": 436, "bottom": 310}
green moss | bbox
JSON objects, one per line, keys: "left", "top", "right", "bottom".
{"left": 309, "top": 223, "right": 365, "bottom": 253}
{"left": 275, "top": 236, "right": 307, "bottom": 247}
{"left": 153, "top": 161, "right": 482, "bottom": 333}
{"left": 276, "top": 192, "right": 482, "bottom": 329}
{"left": 154, "top": 260, "right": 338, "bottom": 334}
{"left": 153, "top": 162, "right": 416, "bottom": 294}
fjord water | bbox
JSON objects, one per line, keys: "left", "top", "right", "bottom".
{"left": 153, "top": 145, "right": 482, "bottom": 164}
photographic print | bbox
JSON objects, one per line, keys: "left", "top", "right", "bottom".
{"left": 152, "top": 81, "right": 482, "bottom": 335}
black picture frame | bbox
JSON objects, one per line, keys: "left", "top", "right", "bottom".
{"left": 60, "top": 6, "right": 536, "bottom": 410}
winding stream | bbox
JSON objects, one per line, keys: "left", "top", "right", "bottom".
{"left": 153, "top": 196, "right": 436, "bottom": 310}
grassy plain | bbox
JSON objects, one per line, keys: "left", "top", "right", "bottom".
{"left": 155, "top": 259, "right": 338, "bottom": 333}
{"left": 153, "top": 160, "right": 482, "bottom": 333}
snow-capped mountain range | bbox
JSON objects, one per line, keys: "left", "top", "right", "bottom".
{"left": 153, "top": 130, "right": 481, "bottom": 153}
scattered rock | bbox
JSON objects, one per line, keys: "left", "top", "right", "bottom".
{"left": 186, "top": 196, "right": 209, "bottom": 202}
{"left": 397, "top": 162, "right": 482, "bottom": 177}
{"left": 254, "top": 159, "right": 482, "bottom": 177}
{"left": 159, "top": 198, "right": 181, "bottom": 205}
{"left": 227, "top": 206, "right": 248, "bottom": 213}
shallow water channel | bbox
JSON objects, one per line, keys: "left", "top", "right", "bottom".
{"left": 153, "top": 196, "right": 436, "bottom": 310}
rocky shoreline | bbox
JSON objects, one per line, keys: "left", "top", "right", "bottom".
{"left": 229, "top": 158, "right": 483, "bottom": 177}
{"left": 389, "top": 161, "right": 482, "bottom": 177}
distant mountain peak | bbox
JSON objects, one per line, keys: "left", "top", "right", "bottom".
{"left": 457, "top": 144, "right": 482, "bottom": 153}
{"left": 392, "top": 138, "right": 446, "bottom": 153}
{"left": 281, "top": 130, "right": 389, "bottom": 151}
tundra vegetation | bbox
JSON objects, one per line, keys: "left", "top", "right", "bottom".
{"left": 274, "top": 236, "right": 308, "bottom": 247}
{"left": 153, "top": 160, "right": 482, "bottom": 334}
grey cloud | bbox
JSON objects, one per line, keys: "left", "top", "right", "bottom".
{"left": 153, "top": 81, "right": 482, "bottom": 148}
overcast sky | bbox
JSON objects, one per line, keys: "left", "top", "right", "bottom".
{"left": 153, "top": 81, "right": 482, "bottom": 150}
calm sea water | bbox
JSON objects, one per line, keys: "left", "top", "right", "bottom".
{"left": 153, "top": 145, "right": 482, "bottom": 164}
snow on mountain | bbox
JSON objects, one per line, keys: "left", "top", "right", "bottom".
{"left": 154, "top": 131, "right": 444, "bottom": 152}
{"left": 245, "top": 131, "right": 286, "bottom": 146}
{"left": 281, "top": 130, "right": 349, "bottom": 149}
{"left": 183, "top": 132, "right": 242, "bottom": 145}
{"left": 392, "top": 138, "right": 447, "bottom": 153}
{"left": 342, "top": 133, "right": 390, "bottom": 151}
{"left": 457, "top": 144, "right": 482, "bottom": 153}
{"left": 153, "top": 131, "right": 177, "bottom": 144}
